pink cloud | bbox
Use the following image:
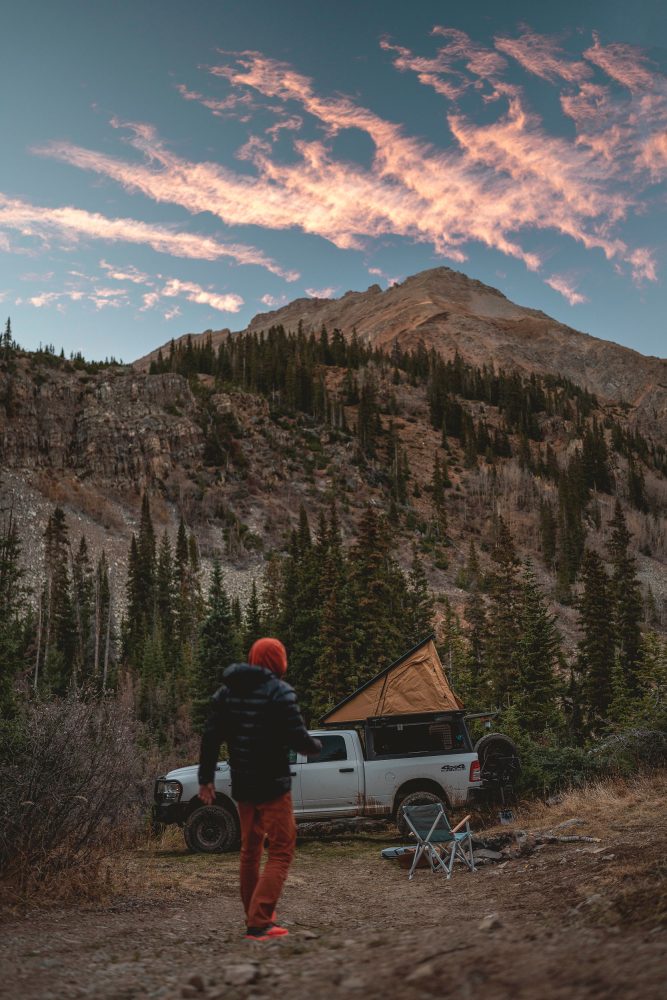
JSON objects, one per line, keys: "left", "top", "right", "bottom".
{"left": 175, "top": 83, "right": 255, "bottom": 119}
{"left": 305, "top": 286, "right": 336, "bottom": 298}
{"left": 33, "top": 40, "right": 660, "bottom": 288}
{"left": 1, "top": 191, "right": 298, "bottom": 281}
{"left": 584, "top": 35, "right": 658, "bottom": 93}
{"left": 27, "top": 286, "right": 127, "bottom": 311}
{"left": 429, "top": 27, "right": 507, "bottom": 80}
{"left": 260, "top": 292, "right": 288, "bottom": 307}
{"left": 628, "top": 247, "right": 657, "bottom": 283}
{"left": 266, "top": 116, "right": 303, "bottom": 140}
{"left": 494, "top": 30, "right": 591, "bottom": 84}
{"left": 99, "top": 259, "right": 149, "bottom": 283}
{"left": 160, "top": 278, "right": 244, "bottom": 313}
{"left": 545, "top": 274, "right": 587, "bottom": 305}
{"left": 141, "top": 291, "right": 160, "bottom": 311}
{"left": 639, "top": 131, "right": 667, "bottom": 179}
{"left": 164, "top": 305, "right": 181, "bottom": 320}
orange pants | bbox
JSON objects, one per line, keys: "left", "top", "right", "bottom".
{"left": 237, "top": 792, "right": 297, "bottom": 929}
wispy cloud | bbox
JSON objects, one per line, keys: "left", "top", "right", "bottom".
{"left": 26, "top": 286, "right": 127, "bottom": 312}
{"left": 260, "top": 292, "right": 288, "bottom": 307}
{"left": 495, "top": 29, "right": 591, "bottom": 84}
{"left": 138, "top": 275, "right": 244, "bottom": 313}
{"left": 160, "top": 278, "right": 243, "bottom": 313}
{"left": 99, "top": 259, "right": 149, "bottom": 283}
{"left": 31, "top": 29, "right": 664, "bottom": 291}
{"left": 175, "top": 83, "right": 256, "bottom": 120}
{"left": 306, "top": 286, "right": 336, "bottom": 298}
{"left": 368, "top": 266, "right": 401, "bottom": 286}
{"left": 20, "top": 260, "right": 243, "bottom": 317}
{"left": 545, "top": 274, "right": 587, "bottom": 305}
{"left": 0, "top": 192, "right": 298, "bottom": 280}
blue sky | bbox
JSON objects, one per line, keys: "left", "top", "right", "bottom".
{"left": 1, "top": 0, "right": 666, "bottom": 361}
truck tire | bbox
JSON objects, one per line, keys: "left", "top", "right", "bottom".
{"left": 395, "top": 788, "right": 448, "bottom": 837}
{"left": 183, "top": 804, "right": 240, "bottom": 854}
{"left": 474, "top": 733, "right": 521, "bottom": 785}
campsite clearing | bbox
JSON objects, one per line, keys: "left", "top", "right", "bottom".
{"left": 1, "top": 773, "right": 666, "bottom": 1000}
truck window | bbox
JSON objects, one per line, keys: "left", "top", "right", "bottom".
{"left": 305, "top": 735, "right": 347, "bottom": 763}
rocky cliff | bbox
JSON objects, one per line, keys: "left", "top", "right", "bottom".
{"left": 3, "top": 265, "right": 666, "bottom": 637}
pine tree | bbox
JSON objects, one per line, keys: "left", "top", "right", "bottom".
{"left": 627, "top": 452, "right": 648, "bottom": 512}
{"left": 405, "top": 547, "right": 435, "bottom": 643}
{"left": 261, "top": 553, "right": 284, "bottom": 634}
{"left": 277, "top": 507, "right": 322, "bottom": 713}
{"left": 94, "top": 550, "right": 113, "bottom": 688}
{"left": 439, "top": 600, "right": 472, "bottom": 704}
{"left": 539, "top": 498, "right": 557, "bottom": 570}
{"left": 349, "top": 505, "right": 409, "bottom": 681}
{"left": 311, "top": 508, "right": 357, "bottom": 721}
{"left": 243, "top": 579, "right": 263, "bottom": 653}
{"left": 577, "top": 548, "right": 614, "bottom": 726}
{"left": 125, "top": 493, "right": 156, "bottom": 664}
{"left": 485, "top": 518, "right": 522, "bottom": 705}
{"left": 634, "top": 631, "right": 667, "bottom": 728}
{"left": 431, "top": 453, "right": 448, "bottom": 539}
{"left": 608, "top": 501, "right": 643, "bottom": 693}
{"left": 0, "top": 507, "right": 30, "bottom": 715}
{"left": 516, "top": 564, "right": 561, "bottom": 734}
{"left": 71, "top": 535, "right": 94, "bottom": 684}
{"left": 42, "top": 507, "right": 77, "bottom": 694}
{"left": 193, "top": 558, "right": 237, "bottom": 726}
{"left": 156, "top": 532, "right": 176, "bottom": 648}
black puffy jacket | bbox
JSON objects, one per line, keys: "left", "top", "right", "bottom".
{"left": 198, "top": 663, "right": 322, "bottom": 803}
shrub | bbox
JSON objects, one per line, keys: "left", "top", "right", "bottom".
{"left": 0, "top": 695, "right": 148, "bottom": 905}
{"left": 496, "top": 706, "right": 666, "bottom": 798}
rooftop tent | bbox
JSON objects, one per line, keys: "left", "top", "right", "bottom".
{"left": 320, "top": 635, "right": 463, "bottom": 726}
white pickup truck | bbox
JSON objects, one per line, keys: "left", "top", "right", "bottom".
{"left": 154, "top": 711, "right": 482, "bottom": 852}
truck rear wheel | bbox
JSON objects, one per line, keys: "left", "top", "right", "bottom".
{"left": 183, "top": 804, "right": 240, "bottom": 854}
{"left": 395, "top": 789, "right": 447, "bottom": 837}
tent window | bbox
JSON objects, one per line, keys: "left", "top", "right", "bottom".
{"left": 370, "top": 719, "right": 467, "bottom": 757}
{"left": 306, "top": 735, "right": 347, "bottom": 763}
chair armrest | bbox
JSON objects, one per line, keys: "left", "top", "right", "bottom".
{"left": 450, "top": 814, "right": 471, "bottom": 834}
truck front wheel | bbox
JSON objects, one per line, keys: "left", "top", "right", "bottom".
{"left": 183, "top": 804, "right": 240, "bottom": 853}
{"left": 395, "top": 789, "right": 448, "bottom": 836}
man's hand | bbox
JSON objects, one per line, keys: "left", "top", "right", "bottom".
{"left": 198, "top": 782, "right": 216, "bottom": 805}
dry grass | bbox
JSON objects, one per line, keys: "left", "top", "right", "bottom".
{"left": 0, "top": 697, "right": 148, "bottom": 913}
{"left": 478, "top": 770, "right": 667, "bottom": 928}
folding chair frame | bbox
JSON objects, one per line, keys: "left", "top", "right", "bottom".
{"left": 402, "top": 804, "right": 477, "bottom": 881}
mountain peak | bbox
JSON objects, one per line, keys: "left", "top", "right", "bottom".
{"left": 133, "top": 265, "right": 666, "bottom": 429}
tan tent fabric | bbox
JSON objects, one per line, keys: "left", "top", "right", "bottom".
{"left": 321, "top": 638, "right": 463, "bottom": 725}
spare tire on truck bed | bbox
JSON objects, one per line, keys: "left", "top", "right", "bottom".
{"left": 474, "top": 733, "right": 521, "bottom": 787}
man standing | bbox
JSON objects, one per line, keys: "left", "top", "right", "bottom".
{"left": 198, "top": 637, "right": 322, "bottom": 941}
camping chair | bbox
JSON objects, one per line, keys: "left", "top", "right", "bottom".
{"left": 401, "top": 803, "right": 476, "bottom": 881}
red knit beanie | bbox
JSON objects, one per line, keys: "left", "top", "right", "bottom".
{"left": 248, "top": 637, "right": 288, "bottom": 677}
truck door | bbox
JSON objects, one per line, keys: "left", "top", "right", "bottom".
{"left": 287, "top": 748, "right": 303, "bottom": 815}
{"left": 298, "top": 733, "right": 361, "bottom": 817}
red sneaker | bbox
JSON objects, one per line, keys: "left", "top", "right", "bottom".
{"left": 244, "top": 926, "right": 271, "bottom": 941}
{"left": 266, "top": 924, "right": 289, "bottom": 938}
{"left": 244, "top": 924, "right": 289, "bottom": 942}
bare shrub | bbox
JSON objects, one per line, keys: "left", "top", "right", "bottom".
{"left": 0, "top": 695, "right": 148, "bottom": 907}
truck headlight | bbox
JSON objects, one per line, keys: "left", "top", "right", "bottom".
{"left": 155, "top": 779, "right": 182, "bottom": 803}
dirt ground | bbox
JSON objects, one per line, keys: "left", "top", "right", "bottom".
{"left": 2, "top": 775, "right": 666, "bottom": 1000}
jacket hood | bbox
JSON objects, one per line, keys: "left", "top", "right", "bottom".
{"left": 223, "top": 662, "right": 275, "bottom": 693}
